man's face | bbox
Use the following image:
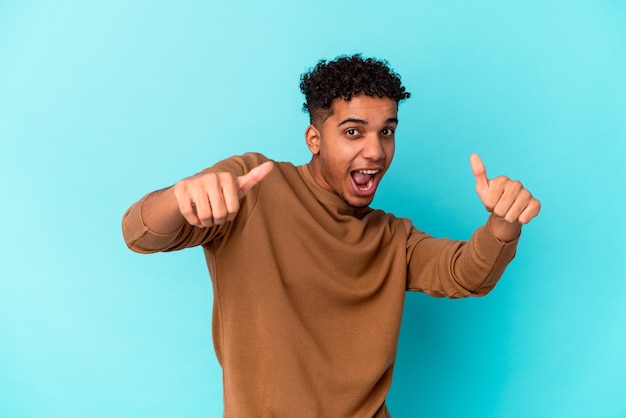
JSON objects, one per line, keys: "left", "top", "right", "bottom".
{"left": 306, "top": 94, "right": 398, "bottom": 208}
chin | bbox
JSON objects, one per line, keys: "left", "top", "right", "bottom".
{"left": 345, "top": 195, "right": 375, "bottom": 208}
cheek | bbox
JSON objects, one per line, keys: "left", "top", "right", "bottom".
{"left": 318, "top": 147, "right": 343, "bottom": 175}
{"left": 322, "top": 141, "right": 352, "bottom": 163}
{"left": 384, "top": 141, "right": 395, "bottom": 160}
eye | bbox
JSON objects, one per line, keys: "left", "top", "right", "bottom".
{"left": 381, "top": 127, "right": 395, "bottom": 136}
{"left": 345, "top": 128, "right": 359, "bottom": 136}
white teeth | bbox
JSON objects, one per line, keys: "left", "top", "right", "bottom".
{"left": 358, "top": 169, "right": 379, "bottom": 174}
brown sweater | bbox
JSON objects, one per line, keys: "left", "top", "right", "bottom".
{"left": 122, "top": 152, "right": 518, "bottom": 417}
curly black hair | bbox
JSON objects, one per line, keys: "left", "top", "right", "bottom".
{"left": 300, "top": 54, "right": 411, "bottom": 125}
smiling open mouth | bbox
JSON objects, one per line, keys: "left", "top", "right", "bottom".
{"left": 351, "top": 169, "right": 379, "bottom": 191}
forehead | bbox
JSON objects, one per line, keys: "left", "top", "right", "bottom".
{"left": 329, "top": 95, "right": 398, "bottom": 122}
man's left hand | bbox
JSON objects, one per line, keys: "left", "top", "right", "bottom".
{"left": 470, "top": 153, "right": 541, "bottom": 242}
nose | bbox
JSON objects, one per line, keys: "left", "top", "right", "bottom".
{"left": 361, "top": 134, "right": 386, "bottom": 161}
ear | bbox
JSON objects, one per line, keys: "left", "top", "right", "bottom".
{"left": 305, "top": 124, "right": 321, "bottom": 155}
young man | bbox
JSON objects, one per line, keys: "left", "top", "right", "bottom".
{"left": 122, "top": 54, "right": 540, "bottom": 417}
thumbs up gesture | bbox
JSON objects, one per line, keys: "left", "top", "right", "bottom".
{"left": 470, "top": 154, "right": 540, "bottom": 241}
{"left": 174, "top": 161, "right": 274, "bottom": 228}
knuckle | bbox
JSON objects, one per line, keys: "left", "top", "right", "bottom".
{"left": 217, "top": 172, "right": 236, "bottom": 187}
{"left": 494, "top": 175, "right": 510, "bottom": 185}
{"left": 228, "top": 202, "right": 241, "bottom": 217}
{"left": 225, "top": 203, "right": 241, "bottom": 222}
{"left": 197, "top": 211, "right": 211, "bottom": 222}
{"left": 505, "top": 213, "right": 518, "bottom": 224}
{"left": 173, "top": 182, "right": 188, "bottom": 198}
{"left": 493, "top": 208, "right": 506, "bottom": 218}
{"left": 225, "top": 172, "right": 238, "bottom": 184}
{"left": 503, "top": 179, "right": 521, "bottom": 193}
{"left": 203, "top": 173, "right": 219, "bottom": 187}
{"left": 212, "top": 210, "right": 227, "bottom": 224}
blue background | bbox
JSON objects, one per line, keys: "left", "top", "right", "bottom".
{"left": 1, "top": 1, "right": 625, "bottom": 417}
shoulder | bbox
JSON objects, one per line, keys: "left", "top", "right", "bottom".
{"left": 200, "top": 152, "right": 273, "bottom": 176}
{"left": 363, "top": 208, "right": 414, "bottom": 236}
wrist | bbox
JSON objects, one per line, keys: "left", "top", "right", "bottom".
{"left": 488, "top": 214, "right": 521, "bottom": 243}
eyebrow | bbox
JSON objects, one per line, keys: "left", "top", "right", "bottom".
{"left": 337, "top": 117, "right": 399, "bottom": 127}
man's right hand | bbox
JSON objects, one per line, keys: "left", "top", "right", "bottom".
{"left": 173, "top": 161, "right": 274, "bottom": 228}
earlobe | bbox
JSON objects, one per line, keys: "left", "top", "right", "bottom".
{"left": 305, "top": 125, "right": 321, "bottom": 155}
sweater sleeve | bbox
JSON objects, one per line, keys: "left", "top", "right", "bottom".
{"left": 121, "top": 152, "right": 268, "bottom": 254}
{"left": 405, "top": 221, "right": 519, "bottom": 298}
{"left": 121, "top": 193, "right": 219, "bottom": 253}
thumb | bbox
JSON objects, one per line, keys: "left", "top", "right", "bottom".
{"left": 237, "top": 161, "right": 274, "bottom": 197}
{"left": 470, "top": 153, "right": 489, "bottom": 197}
